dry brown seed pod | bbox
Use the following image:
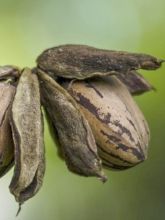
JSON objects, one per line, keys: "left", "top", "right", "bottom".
{"left": 0, "top": 65, "right": 20, "bottom": 80}
{"left": 63, "top": 76, "right": 150, "bottom": 170}
{"left": 116, "top": 70, "right": 154, "bottom": 95}
{"left": 16, "top": 112, "right": 45, "bottom": 206}
{"left": 36, "top": 44, "right": 163, "bottom": 80}
{"left": 37, "top": 69, "right": 107, "bottom": 181}
{"left": 0, "top": 82, "right": 16, "bottom": 177}
{"left": 9, "top": 68, "right": 45, "bottom": 204}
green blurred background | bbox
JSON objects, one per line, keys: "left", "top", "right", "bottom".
{"left": 0, "top": 0, "right": 165, "bottom": 219}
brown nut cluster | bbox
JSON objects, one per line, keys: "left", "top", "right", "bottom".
{"left": 0, "top": 45, "right": 164, "bottom": 212}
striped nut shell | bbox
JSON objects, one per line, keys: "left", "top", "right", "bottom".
{"left": 63, "top": 76, "right": 150, "bottom": 170}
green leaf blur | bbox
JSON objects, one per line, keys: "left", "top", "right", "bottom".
{"left": 0, "top": 0, "right": 164, "bottom": 219}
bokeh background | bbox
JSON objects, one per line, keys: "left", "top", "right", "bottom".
{"left": 0, "top": 0, "right": 165, "bottom": 219}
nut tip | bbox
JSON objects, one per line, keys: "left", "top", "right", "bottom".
{"left": 158, "top": 59, "right": 165, "bottom": 66}
{"left": 97, "top": 171, "right": 108, "bottom": 183}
